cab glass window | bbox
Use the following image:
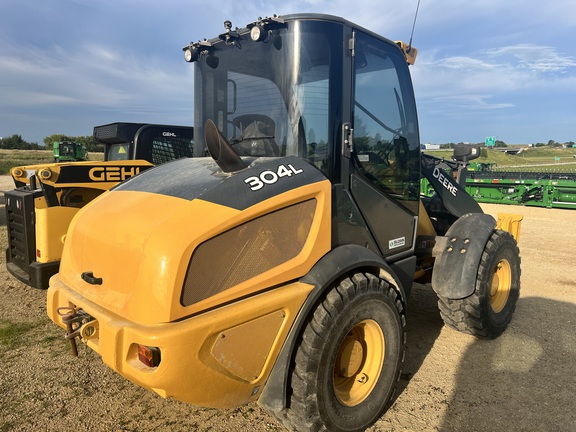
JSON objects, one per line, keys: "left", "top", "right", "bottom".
{"left": 352, "top": 32, "right": 420, "bottom": 213}
{"left": 194, "top": 20, "right": 342, "bottom": 178}
{"left": 107, "top": 143, "right": 130, "bottom": 161}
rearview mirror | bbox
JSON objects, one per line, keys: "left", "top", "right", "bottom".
{"left": 452, "top": 144, "right": 480, "bottom": 162}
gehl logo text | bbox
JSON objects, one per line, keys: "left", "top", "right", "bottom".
{"left": 89, "top": 166, "right": 141, "bottom": 182}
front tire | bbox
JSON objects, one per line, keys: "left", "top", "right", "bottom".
{"left": 438, "top": 230, "right": 521, "bottom": 339}
{"left": 282, "top": 272, "right": 406, "bottom": 432}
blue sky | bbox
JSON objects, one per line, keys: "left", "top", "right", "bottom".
{"left": 1, "top": 0, "right": 575, "bottom": 145}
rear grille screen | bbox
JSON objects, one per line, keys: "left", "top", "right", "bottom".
{"left": 151, "top": 137, "right": 194, "bottom": 165}
{"left": 5, "top": 190, "right": 36, "bottom": 271}
{"left": 181, "top": 199, "right": 316, "bottom": 306}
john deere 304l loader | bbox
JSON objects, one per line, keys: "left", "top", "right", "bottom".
{"left": 47, "top": 14, "right": 522, "bottom": 431}
{"left": 5, "top": 123, "right": 193, "bottom": 289}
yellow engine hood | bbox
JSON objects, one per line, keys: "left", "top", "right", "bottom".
{"left": 59, "top": 190, "right": 239, "bottom": 324}
{"left": 57, "top": 156, "right": 331, "bottom": 325}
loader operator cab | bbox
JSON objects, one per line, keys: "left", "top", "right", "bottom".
{"left": 47, "top": 14, "right": 522, "bottom": 432}
{"left": 189, "top": 15, "right": 420, "bottom": 257}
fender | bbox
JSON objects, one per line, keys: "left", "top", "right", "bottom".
{"left": 431, "top": 213, "right": 496, "bottom": 299}
{"left": 258, "top": 243, "right": 410, "bottom": 414}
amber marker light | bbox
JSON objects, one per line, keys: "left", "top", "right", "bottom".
{"left": 137, "top": 345, "right": 161, "bottom": 368}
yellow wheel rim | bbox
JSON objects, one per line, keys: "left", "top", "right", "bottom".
{"left": 490, "top": 258, "right": 512, "bottom": 313}
{"left": 333, "top": 319, "right": 384, "bottom": 406}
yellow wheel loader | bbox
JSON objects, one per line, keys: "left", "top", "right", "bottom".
{"left": 5, "top": 123, "right": 193, "bottom": 289}
{"left": 47, "top": 15, "right": 522, "bottom": 431}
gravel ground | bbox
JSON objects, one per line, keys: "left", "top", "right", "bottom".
{"left": 1, "top": 174, "right": 575, "bottom": 431}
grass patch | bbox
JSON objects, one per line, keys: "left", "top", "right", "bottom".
{"left": 0, "top": 149, "right": 104, "bottom": 175}
{"left": 0, "top": 319, "right": 38, "bottom": 350}
{"left": 1, "top": 421, "right": 16, "bottom": 432}
{"left": 427, "top": 147, "right": 576, "bottom": 169}
{"left": 41, "top": 334, "right": 60, "bottom": 344}
{"left": 0, "top": 149, "right": 54, "bottom": 175}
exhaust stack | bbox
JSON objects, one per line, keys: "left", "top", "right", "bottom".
{"left": 204, "top": 119, "right": 247, "bottom": 173}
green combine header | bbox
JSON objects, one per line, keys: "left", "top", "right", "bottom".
{"left": 421, "top": 149, "right": 576, "bottom": 209}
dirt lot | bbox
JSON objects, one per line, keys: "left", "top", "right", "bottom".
{"left": 1, "top": 173, "right": 575, "bottom": 432}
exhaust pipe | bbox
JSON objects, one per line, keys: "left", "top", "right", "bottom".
{"left": 204, "top": 119, "right": 247, "bottom": 173}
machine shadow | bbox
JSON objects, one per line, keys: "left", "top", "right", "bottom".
{"left": 439, "top": 296, "right": 576, "bottom": 432}
{"left": 394, "top": 282, "right": 444, "bottom": 398}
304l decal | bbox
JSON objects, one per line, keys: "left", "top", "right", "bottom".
{"left": 244, "top": 164, "right": 304, "bottom": 191}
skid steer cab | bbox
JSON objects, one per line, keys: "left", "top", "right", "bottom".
{"left": 47, "top": 14, "right": 522, "bottom": 432}
{"left": 5, "top": 123, "right": 193, "bottom": 289}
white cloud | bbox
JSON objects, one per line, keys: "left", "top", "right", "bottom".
{"left": 0, "top": 40, "right": 192, "bottom": 109}
{"left": 438, "top": 56, "right": 499, "bottom": 72}
{"left": 2, "top": 0, "right": 576, "bottom": 144}
{"left": 482, "top": 44, "right": 576, "bottom": 73}
{"left": 413, "top": 42, "right": 576, "bottom": 109}
{"left": 429, "top": 94, "right": 515, "bottom": 111}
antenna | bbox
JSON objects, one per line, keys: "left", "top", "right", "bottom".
{"left": 408, "top": 0, "right": 421, "bottom": 53}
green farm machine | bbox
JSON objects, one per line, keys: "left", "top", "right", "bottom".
{"left": 421, "top": 147, "right": 576, "bottom": 209}
{"left": 52, "top": 141, "right": 89, "bottom": 162}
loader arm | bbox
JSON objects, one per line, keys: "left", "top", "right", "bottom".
{"left": 421, "top": 152, "right": 483, "bottom": 217}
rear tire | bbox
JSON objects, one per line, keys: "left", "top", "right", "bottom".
{"left": 282, "top": 272, "right": 406, "bottom": 432}
{"left": 438, "top": 230, "right": 521, "bottom": 339}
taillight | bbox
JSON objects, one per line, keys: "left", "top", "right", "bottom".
{"left": 137, "top": 345, "right": 161, "bottom": 368}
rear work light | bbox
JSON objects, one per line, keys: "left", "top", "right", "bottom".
{"left": 137, "top": 345, "right": 161, "bottom": 368}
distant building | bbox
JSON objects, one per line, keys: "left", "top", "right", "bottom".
{"left": 422, "top": 143, "right": 441, "bottom": 150}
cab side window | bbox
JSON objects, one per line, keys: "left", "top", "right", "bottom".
{"left": 353, "top": 33, "right": 420, "bottom": 212}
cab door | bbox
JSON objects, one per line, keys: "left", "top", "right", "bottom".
{"left": 349, "top": 30, "right": 421, "bottom": 257}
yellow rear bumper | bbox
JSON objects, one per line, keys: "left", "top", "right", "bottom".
{"left": 47, "top": 275, "right": 313, "bottom": 408}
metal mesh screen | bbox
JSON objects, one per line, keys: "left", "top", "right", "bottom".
{"left": 151, "top": 137, "right": 194, "bottom": 165}
{"left": 93, "top": 123, "right": 120, "bottom": 141}
{"left": 181, "top": 199, "right": 316, "bottom": 306}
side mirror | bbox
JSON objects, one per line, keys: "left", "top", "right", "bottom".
{"left": 453, "top": 144, "right": 481, "bottom": 162}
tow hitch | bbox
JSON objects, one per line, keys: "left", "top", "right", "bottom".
{"left": 57, "top": 307, "right": 97, "bottom": 356}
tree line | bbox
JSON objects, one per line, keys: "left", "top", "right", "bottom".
{"left": 2, "top": 133, "right": 574, "bottom": 153}
{"left": 0, "top": 134, "right": 105, "bottom": 152}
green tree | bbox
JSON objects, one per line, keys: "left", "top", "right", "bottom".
{"left": 307, "top": 128, "right": 316, "bottom": 144}
{"left": 76, "top": 135, "right": 103, "bottom": 152}
{"left": 353, "top": 116, "right": 371, "bottom": 152}
{"left": 43, "top": 134, "right": 103, "bottom": 152}
{"left": 43, "top": 134, "right": 69, "bottom": 147}
{"left": 0, "top": 134, "right": 40, "bottom": 149}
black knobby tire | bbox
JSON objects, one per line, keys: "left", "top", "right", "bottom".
{"left": 282, "top": 272, "right": 406, "bottom": 432}
{"left": 438, "top": 230, "right": 521, "bottom": 339}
